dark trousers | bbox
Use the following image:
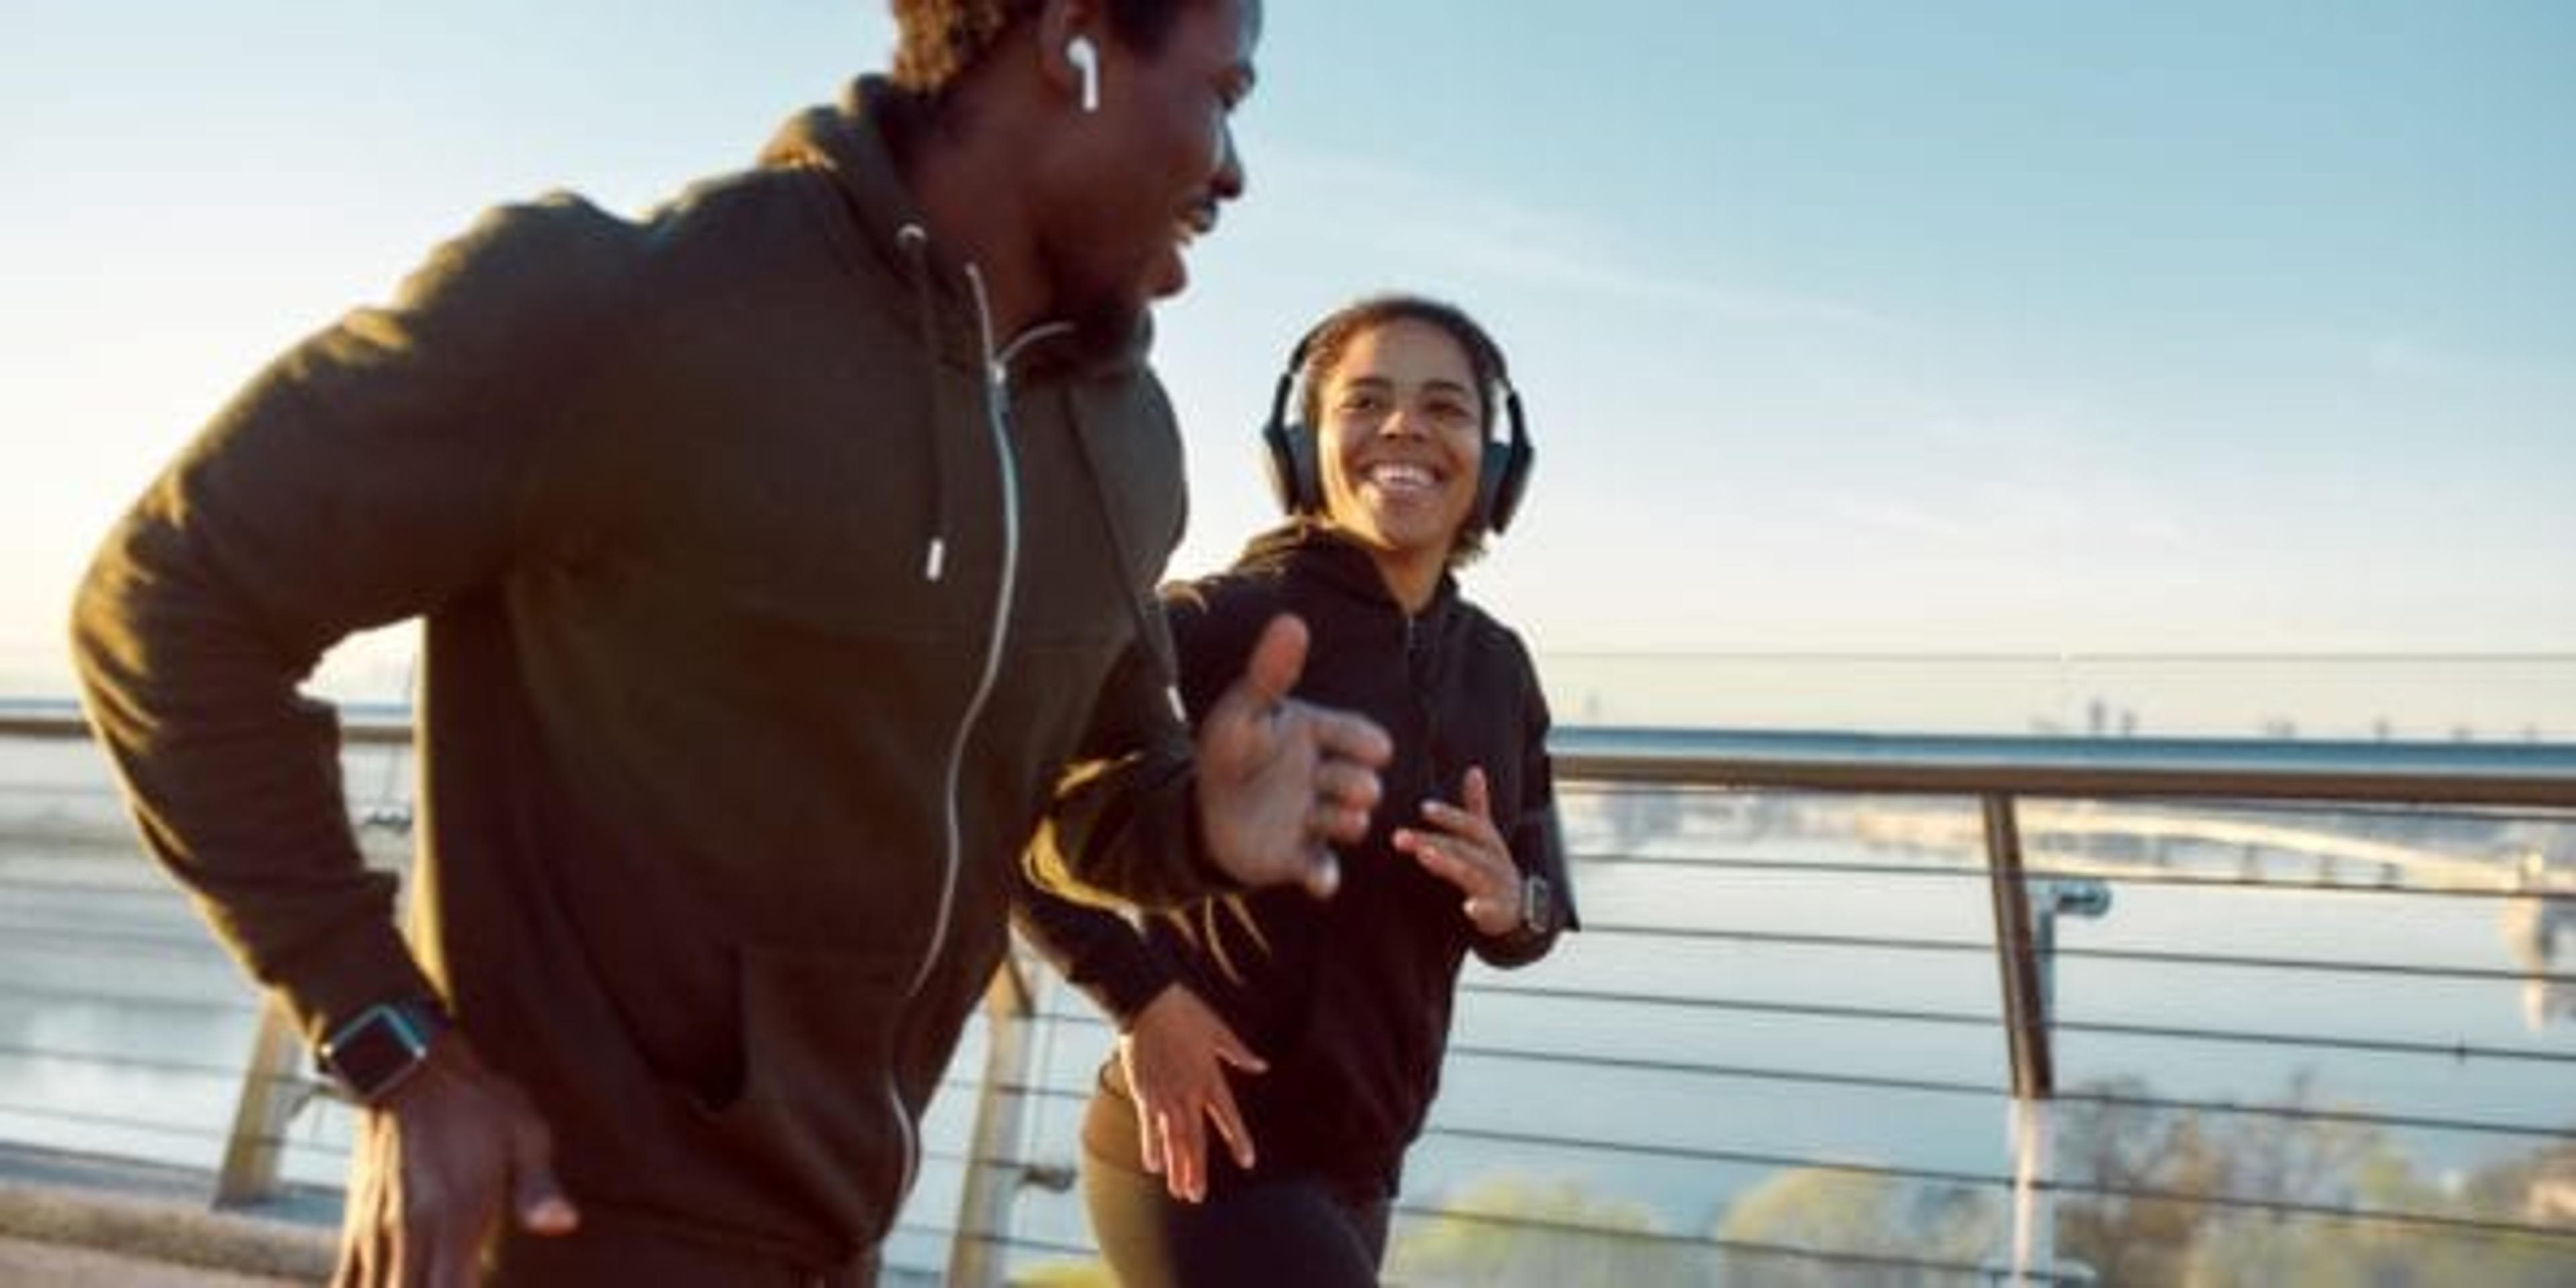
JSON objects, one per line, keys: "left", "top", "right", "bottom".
{"left": 1083, "top": 1149, "right": 1390, "bottom": 1288}
{"left": 484, "top": 1203, "right": 879, "bottom": 1287}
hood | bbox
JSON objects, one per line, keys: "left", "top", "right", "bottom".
{"left": 757, "top": 76, "right": 1171, "bottom": 594}
{"left": 757, "top": 76, "right": 1155, "bottom": 380}
{"left": 1234, "top": 519, "right": 1460, "bottom": 621}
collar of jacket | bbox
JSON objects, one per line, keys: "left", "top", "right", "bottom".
{"left": 755, "top": 76, "right": 1152, "bottom": 384}
{"left": 1236, "top": 520, "right": 1461, "bottom": 627}
{"left": 755, "top": 76, "right": 1171, "bottom": 591}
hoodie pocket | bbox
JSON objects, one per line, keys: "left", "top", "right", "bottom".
{"left": 694, "top": 943, "right": 915, "bottom": 1245}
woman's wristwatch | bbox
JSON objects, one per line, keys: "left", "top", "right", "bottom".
{"left": 1517, "top": 872, "right": 1555, "bottom": 937}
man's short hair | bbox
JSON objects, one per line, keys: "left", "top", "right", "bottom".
{"left": 890, "top": 0, "right": 1203, "bottom": 95}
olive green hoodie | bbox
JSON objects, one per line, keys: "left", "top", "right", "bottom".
{"left": 71, "top": 78, "right": 1222, "bottom": 1265}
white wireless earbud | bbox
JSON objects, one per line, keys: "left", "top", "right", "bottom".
{"left": 1068, "top": 36, "right": 1100, "bottom": 113}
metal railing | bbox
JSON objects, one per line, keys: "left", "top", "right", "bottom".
{"left": 1539, "top": 731, "right": 2574, "bottom": 1283}
{"left": 4, "top": 699, "right": 2573, "bottom": 1285}
{"left": 945, "top": 729, "right": 2576, "bottom": 1285}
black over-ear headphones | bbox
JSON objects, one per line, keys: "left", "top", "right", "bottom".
{"left": 1259, "top": 315, "right": 1535, "bottom": 536}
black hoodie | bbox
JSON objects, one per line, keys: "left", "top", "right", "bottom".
{"left": 72, "top": 78, "right": 1226, "bottom": 1267}
{"left": 1015, "top": 521, "right": 1577, "bottom": 1203}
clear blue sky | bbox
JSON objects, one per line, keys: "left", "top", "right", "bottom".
{"left": 3, "top": 1, "right": 2571, "bottom": 702}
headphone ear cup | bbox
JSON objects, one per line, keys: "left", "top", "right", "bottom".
{"left": 1288, "top": 421, "right": 1322, "bottom": 513}
{"left": 1262, "top": 417, "right": 1322, "bottom": 514}
{"left": 1481, "top": 433, "right": 1533, "bottom": 534}
{"left": 1260, "top": 417, "right": 1297, "bottom": 512}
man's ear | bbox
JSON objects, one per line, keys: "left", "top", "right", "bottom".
{"left": 1036, "top": 0, "right": 1108, "bottom": 109}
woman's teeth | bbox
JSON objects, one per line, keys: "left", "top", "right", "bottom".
{"left": 1367, "top": 463, "right": 1436, "bottom": 491}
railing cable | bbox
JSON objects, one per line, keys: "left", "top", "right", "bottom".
{"left": 1577, "top": 920, "right": 2576, "bottom": 985}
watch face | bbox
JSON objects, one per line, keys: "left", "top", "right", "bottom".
{"left": 1521, "top": 874, "right": 1553, "bottom": 934}
{"left": 323, "top": 1006, "right": 434, "bottom": 1099}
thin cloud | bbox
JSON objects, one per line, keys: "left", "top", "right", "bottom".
{"left": 1258, "top": 150, "right": 1894, "bottom": 331}
{"left": 1821, "top": 494, "right": 1971, "bottom": 541}
{"left": 2363, "top": 334, "right": 2463, "bottom": 382}
{"left": 1819, "top": 452, "right": 2194, "bottom": 553}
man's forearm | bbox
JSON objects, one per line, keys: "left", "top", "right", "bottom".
{"left": 73, "top": 519, "right": 431, "bottom": 1041}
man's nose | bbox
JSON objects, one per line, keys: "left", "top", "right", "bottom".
{"left": 1212, "top": 123, "right": 1246, "bottom": 201}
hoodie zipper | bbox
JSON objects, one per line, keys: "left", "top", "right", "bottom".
{"left": 890, "top": 254, "right": 1071, "bottom": 1202}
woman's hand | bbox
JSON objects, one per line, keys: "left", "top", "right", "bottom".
{"left": 1120, "top": 983, "right": 1269, "bottom": 1203}
{"left": 1395, "top": 765, "right": 1523, "bottom": 937}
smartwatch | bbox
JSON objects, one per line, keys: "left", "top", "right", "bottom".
{"left": 1517, "top": 873, "right": 1554, "bottom": 938}
{"left": 319, "top": 998, "right": 451, "bottom": 1104}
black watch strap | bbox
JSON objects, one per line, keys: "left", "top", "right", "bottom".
{"left": 318, "top": 998, "right": 451, "bottom": 1104}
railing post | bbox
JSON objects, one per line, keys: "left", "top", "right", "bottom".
{"left": 214, "top": 998, "right": 309, "bottom": 1210}
{"left": 946, "top": 952, "right": 1039, "bottom": 1288}
{"left": 1982, "top": 793, "right": 2055, "bottom": 1285}
{"left": 1983, "top": 794, "right": 2053, "bottom": 1097}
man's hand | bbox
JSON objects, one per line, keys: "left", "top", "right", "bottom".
{"left": 1394, "top": 765, "right": 1525, "bottom": 937}
{"left": 333, "top": 1032, "right": 577, "bottom": 1287}
{"left": 1195, "top": 614, "right": 1392, "bottom": 896}
{"left": 1121, "top": 983, "right": 1267, "bottom": 1203}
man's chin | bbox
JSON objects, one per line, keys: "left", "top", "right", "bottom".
{"left": 1064, "top": 292, "right": 1150, "bottom": 366}
{"left": 1146, "top": 248, "right": 1189, "bottom": 300}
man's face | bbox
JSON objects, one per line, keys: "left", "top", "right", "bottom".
{"left": 1040, "top": 0, "right": 1260, "bottom": 346}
